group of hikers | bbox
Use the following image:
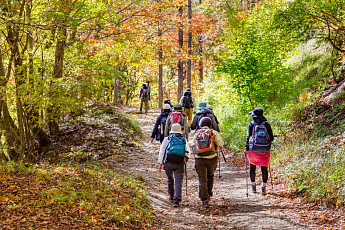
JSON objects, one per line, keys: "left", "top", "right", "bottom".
{"left": 147, "top": 86, "right": 274, "bottom": 209}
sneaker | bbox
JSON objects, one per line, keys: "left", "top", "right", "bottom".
{"left": 169, "top": 196, "right": 174, "bottom": 203}
{"left": 173, "top": 199, "right": 180, "bottom": 207}
{"left": 252, "top": 184, "right": 257, "bottom": 193}
{"left": 202, "top": 200, "right": 210, "bottom": 209}
{"left": 261, "top": 186, "right": 266, "bottom": 196}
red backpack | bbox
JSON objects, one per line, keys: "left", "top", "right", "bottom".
{"left": 169, "top": 111, "right": 184, "bottom": 130}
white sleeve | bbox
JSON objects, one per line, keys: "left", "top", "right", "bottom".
{"left": 158, "top": 137, "right": 169, "bottom": 164}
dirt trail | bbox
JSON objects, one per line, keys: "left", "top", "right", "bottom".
{"left": 111, "top": 107, "right": 337, "bottom": 230}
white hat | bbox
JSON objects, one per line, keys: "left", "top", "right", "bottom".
{"left": 206, "top": 104, "right": 213, "bottom": 110}
{"left": 162, "top": 104, "right": 171, "bottom": 110}
{"left": 170, "top": 123, "right": 183, "bottom": 135}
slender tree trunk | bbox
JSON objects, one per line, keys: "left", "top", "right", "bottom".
{"left": 158, "top": 0, "right": 163, "bottom": 107}
{"left": 187, "top": 0, "right": 192, "bottom": 89}
{"left": 178, "top": 2, "right": 184, "bottom": 100}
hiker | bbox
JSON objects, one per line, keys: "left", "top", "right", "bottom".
{"left": 151, "top": 104, "right": 171, "bottom": 143}
{"left": 245, "top": 107, "right": 274, "bottom": 195}
{"left": 139, "top": 83, "right": 150, "bottom": 114}
{"left": 191, "top": 102, "right": 220, "bottom": 132}
{"left": 206, "top": 104, "right": 220, "bottom": 125}
{"left": 144, "top": 81, "right": 151, "bottom": 100}
{"left": 162, "top": 99, "right": 173, "bottom": 112}
{"left": 193, "top": 116, "right": 224, "bottom": 208}
{"left": 164, "top": 104, "right": 189, "bottom": 140}
{"left": 179, "top": 88, "right": 195, "bottom": 126}
{"left": 158, "top": 123, "right": 190, "bottom": 207}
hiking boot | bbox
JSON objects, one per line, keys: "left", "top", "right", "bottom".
{"left": 261, "top": 186, "right": 266, "bottom": 196}
{"left": 172, "top": 199, "right": 180, "bottom": 207}
{"left": 252, "top": 184, "right": 257, "bottom": 193}
{"left": 169, "top": 196, "right": 174, "bottom": 203}
{"left": 202, "top": 200, "right": 210, "bottom": 209}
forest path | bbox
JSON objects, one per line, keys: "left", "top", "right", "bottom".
{"left": 111, "top": 106, "right": 341, "bottom": 230}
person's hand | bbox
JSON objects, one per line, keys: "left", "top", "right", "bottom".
{"left": 158, "top": 164, "right": 162, "bottom": 173}
{"left": 150, "top": 138, "right": 154, "bottom": 143}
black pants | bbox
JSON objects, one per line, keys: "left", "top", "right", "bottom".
{"left": 250, "top": 164, "right": 268, "bottom": 184}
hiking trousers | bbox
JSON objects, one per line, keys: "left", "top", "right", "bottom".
{"left": 184, "top": 108, "right": 193, "bottom": 126}
{"left": 195, "top": 156, "right": 218, "bottom": 201}
{"left": 163, "top": 162, "right": 185, "bottom": 201}
{"left": 140, "top": 97, "right": 148, "bottom": 113}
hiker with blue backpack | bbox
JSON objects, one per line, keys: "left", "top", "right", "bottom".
{"left": 158, "top": 123, "right": 190, "bottom": 207}
{"left": 190, "top": 102, "right": 220, "bottom": 132}
{"left": 139, "top": 83, "right": 150, "bottom": 114}
{"left": 151, "top": 104, "right": 171, "bottom": 143}
{"left": 179, "top": 88, "right": 195, "bottom": 126}
{"left": 193, "top": 116, "right": 224, "bottom": 208}
{"left": 245, "top": 107, "right": 274, "bottom": 195}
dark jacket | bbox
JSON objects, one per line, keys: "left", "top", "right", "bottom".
{"left": 191, "top": 109, "right": 220, "bottom": 132}
{"left": 139, "top": 84, "right": 150, "bottom": 100}
{"left": 151, "top": 111, "right": 170, "bottom": 142}
{"left": 245, "top": 116, "right": 274, "bottom": 150}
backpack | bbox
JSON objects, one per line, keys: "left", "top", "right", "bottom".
{"left": 170, "top": 111, "right": 184, "bottom": 127}
{"left": 165, "top": 134, "right": 186, "bottom": 163}
{"left": 194, "top": 129, "right": 216, "bottom": 156}
{"left": 182, "top": 95, "right": 193, "bottom": 109}
{"left": 197, "top": 113, "right": 211, "bottom": 130}
{"left": 157, "top": 115, "right": 168, "bottom": 140}
{"left": 141, "top": 86, "right": 148, "bottom": 98}
{"left": 251, "top": 121, "right": 270, "bottom": 152}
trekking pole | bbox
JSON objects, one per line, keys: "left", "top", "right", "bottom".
{"left": 221, "top": 149, "right": 227, "bottom": 163}
{"left": 185, "top": 163, "right": 188, "bottom": 196}
{"left": 218, "top": 148, "right": 221, "bottom": 179}
{"left": 269, "top": 164, "right": 273, "bottom": 190}
{"left": 244, "top": 150, "right": 249, "bottom": 197}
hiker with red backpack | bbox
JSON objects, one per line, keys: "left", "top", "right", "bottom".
{"left": 151, "top": 104, "right": 171, "bottom": 143}
{"left": 158, "top": 123, "right": 190, "bottom": 207}
{"left": 164, "top": 104, "right": 189, "bottom": 141}
{"left": 179, "top": 88, "right": 195, "bottom": 126}
{"left": 245, "top": 107, "right": 274, "bottom": 195}
{"left": 193, "top": 116, "right": 224, "bottom": 208}
{"left": 191, "top": 102, "right": 220, "bottom": 132}
{"left": 139, "top": 83, "right": 150, "bottom": 114}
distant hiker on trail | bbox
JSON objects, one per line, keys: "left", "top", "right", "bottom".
{"left": 151, "top": 104, "right": 171, "bottom": 143}
{"left": 179, "top": 88, "right": 195, "bottom": 126}
{"left": 144, "top": 81, "right": 151, "bottom": 99}
{"left": 245, "top": 107, "right": 274, "bottom": 195}
{"left": 162, "top": 99, "right": 173, "bottom": 112}
{"left": 206, "top": 104, "right": 220, "bottom": 126}
{"left": 193, "top": 116, "right": 224, "bottom": 208}
{"left": 164, "top": 104, "right": 189, "bottom": 140}
{"left": 191, "top": 102, "right": 220, "bottom": 132}
{"left": 139, "top": 83, "right": 150, "bottom": 114}
{"left": 158, "top": 123, "right": 190, "bottom": 207}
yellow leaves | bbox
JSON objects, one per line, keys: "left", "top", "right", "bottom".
{"left": 299, "top": 92, "right": 310, "bottom": 102}
{"left": 0, "top": 196, "right": 9, "bottom": 202}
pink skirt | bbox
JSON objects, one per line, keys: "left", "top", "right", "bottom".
{"left": 246, "top": 150, "right": 270, "bottom": 167}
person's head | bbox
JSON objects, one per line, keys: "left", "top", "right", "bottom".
{"left": 199, "top": 116, "right": 212, "bottom": 128}
{"left": 164, "top": 99, "right": 171, "bottom": 105}
{"left": 142, "top": 83, "right": 147, "bottom": 89}
{"left": 145, "top": 81, "right": 150, "bottom": 85}
{"left": 170, "top": 123, "right": 183, "bottom": 135}
{"left": 249, "top": 107, "right": 264, "bottom": 118}
{"left": 206, "top": 104, "right": 213, "bottom": 110}
{"left": 162, "top": 103, "right": 171, "bottom": 112}
{"left": 197, "top": 102, "right": 208, "bottom": 110}
{"left": 173, "top": 104, "right": 183, "bottom": 112}
{"left": 184, "top": 88, "right": 192, "bottom": 96}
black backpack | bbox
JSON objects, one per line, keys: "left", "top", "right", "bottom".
{"left": 197, "top": 113, "right": 211, "bottom": 130}
{"left": 182, "top": 95, "right": 193, "bottom": 109}
{"left": 157, "top": 115, "right": 168, "bottom": 140}
{"left": 141, "top": 85, "right": 148, "bottom": 98}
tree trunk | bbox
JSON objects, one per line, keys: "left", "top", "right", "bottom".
{"left": 187, "top": 0, "right": 192, "bottom": 89}
{"left": 158, "top": 0, "right": 163, "bottom": 108}
{"left": 178, "top": 3, "right": 184, "bottom": 100}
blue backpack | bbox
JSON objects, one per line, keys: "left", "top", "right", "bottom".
{"left": 165, "top": 134, "right": 186, "bottom": 163}
{"left": 251, "top": 121, "right": 270, "bottom": 152}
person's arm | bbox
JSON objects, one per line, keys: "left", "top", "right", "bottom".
{"left": 139, "top": 88, "right": 142, "bottom": 98}
{"left": 212, "top": 130, "right": 224, "bottom": 147}
{"left": 265, "top": 122, "right": 274, "bottom": 142}
{"left": 245, "top": 122, "right": 253, "bottom": 150}
{"left": 179, "top": 96, "right": 184, "bottom": 105}
{"left": 158, "top": 137, "right": 169, "bottom": 172}
{"left": 151, "top": 116, "right": 161, "bottom": 143}
{"left": 210, "top": 115, "right": 220, "bottom": 132}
